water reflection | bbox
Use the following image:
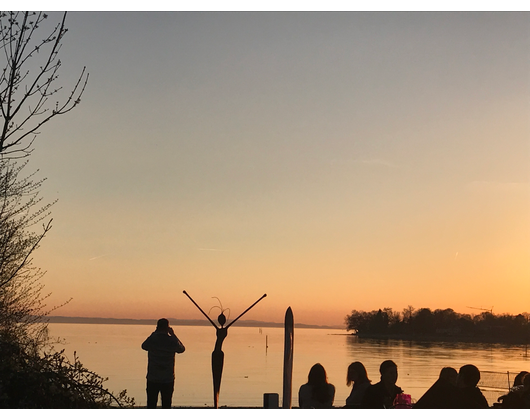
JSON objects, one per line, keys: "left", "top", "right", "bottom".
{"left": 47, "top": 324, "right": 530, "bottom": 407}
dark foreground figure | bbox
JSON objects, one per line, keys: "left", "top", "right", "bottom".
{"left": 414, "top": 364, "right": 489, "bottom": 409}
{"left": 454, "top": 364, "right": 489, "bottom": 408}
{"left": 361, "top": 360, "right": 403, "bottom": 408}
{"left": 344, "top": 361, "right": 371, "bottom": 408}
{"left": 413, "top": 367, "right": 458, "bottom": 409}
{"left": 142, "top": 318, "right": 185, "bottom": 408}
{"left": 298, "top": 363, "right": 335, "bottom": 408}
{"left": 496, "top": 371, "right": 530, "bottom": 409}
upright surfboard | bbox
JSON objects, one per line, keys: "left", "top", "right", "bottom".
{"left": 282, "top": 307, "right": 294, "bottom": 408}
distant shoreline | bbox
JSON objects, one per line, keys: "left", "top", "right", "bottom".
{"left": 47, "top": 316, "right": 344, "bottom": 330}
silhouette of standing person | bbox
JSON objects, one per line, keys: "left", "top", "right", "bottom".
{"left": 141, "top": 318, "right": 185, "bottom": 408}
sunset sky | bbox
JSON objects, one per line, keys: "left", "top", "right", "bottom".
{"left": 13, "top": 7, "right": 529, "bottom": 327}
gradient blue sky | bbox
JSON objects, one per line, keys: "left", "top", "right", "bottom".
{"left": 10, "top": 7, "right": 529, "bottom": 326}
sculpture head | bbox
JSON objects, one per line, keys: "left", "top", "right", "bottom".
{"left": 210, "top": 297, "right": 230, "bottom": 328}
{"left": 218, "top": 312, "right": 226, "bottom": 327}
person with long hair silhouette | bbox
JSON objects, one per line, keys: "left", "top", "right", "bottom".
{"left": 345, "top": 361, "right": 371, "bottom": 408}
{"left": 298, "top": 363, "right": 335, "bottom": 408}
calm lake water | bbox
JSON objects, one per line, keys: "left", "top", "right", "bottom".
{"left": 47, "top": 323, "right": 530, "bottom": 408}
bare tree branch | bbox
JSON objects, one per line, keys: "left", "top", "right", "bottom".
{"left": 0, "top": 10, "right": 86, "bottom": 357}
{"left": 0, "top": 11, "right": 89, "bottom": 158}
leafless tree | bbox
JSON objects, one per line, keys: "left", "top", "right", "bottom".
{"left": 0, "top": 11, "right": 88, "bottom": 158}
{"left": 0, "top": 11, "right": 86, "bottom": 348}
{"left": 0, "top": 13, "right": 134, "bottom": 407}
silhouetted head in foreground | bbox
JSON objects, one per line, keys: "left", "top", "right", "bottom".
{"left": 156, "top": 318, "right": 169, "bottom": 332}
{"left": 308, "top": 363, "right": 328, "bottom": 386}
{"left": 347, "top": 361, "right": 370, "bottom": 387}
{"left": 457, "top": 364, "right": 480, "bottom": 388}
{"left": 439, "top": 367, "right": 458, "bottom": 386}
{"left": 379, "top": 360, "right": 398, "bottom": 386}
{"left": 514, "top": 371, "right": 529, "bottom": 387}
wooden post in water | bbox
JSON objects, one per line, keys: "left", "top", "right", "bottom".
{"left": 282, "top": 307, "right": 294, "bottom": 408}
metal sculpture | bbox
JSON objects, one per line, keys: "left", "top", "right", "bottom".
{"left": 183, "top": 290, "right": 267, "bottom": 408}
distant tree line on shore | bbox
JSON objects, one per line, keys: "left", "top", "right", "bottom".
{"left": 345, "top": 306, "right": 530, "bottom": 344}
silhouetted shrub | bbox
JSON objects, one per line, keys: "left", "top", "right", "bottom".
{"left": 0, "top": 338, "right": 134, "bottom": 408}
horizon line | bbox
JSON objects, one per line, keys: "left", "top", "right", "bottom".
{"left": 46, "top": 315, "right": 345, "bottom": 330}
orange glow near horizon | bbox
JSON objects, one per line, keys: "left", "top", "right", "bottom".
{"left": 21, "top": 12, "right": 529, "bottom": 328}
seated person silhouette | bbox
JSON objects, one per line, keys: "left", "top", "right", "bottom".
{"left": 298, "top": 363, "right": 335, "bottom": 408}
{"left": 344, "top": 361, "right": 371, "bottom": 408}
{"left": 361, "top": 360, "right": 403, "bottom": 408}
{"left": 497, "top": 371, "right": 530, "bottom": 409}
{"left": 454, "top": 364, "right": 489, "bottom": 408}
{"left": 413, "top": 367, "right": 458, "bottom": 409}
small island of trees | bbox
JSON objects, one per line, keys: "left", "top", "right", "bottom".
{"left": 345, "top": 306, "right": 530, "bottom": 344}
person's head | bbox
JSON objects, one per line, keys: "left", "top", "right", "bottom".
{"left": 346, "top": 362, "right": 370, "bottom": 387}
{"left": 514, "top": 371, "right": 529, "bottom": 387}
{"left": 439, "top": 367, "right": 458, "bottom": 386}
{"left": 457, "top": 364, "right": 481, "bottom": 388}
{"left": 308, "top": 363, "right": 328, "bottom": 386}
{"left": 379, "top": 360, "right": 398, "bottom": 386}
{"left": 156, "top": 318, "right": 169, "bottom": 332}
